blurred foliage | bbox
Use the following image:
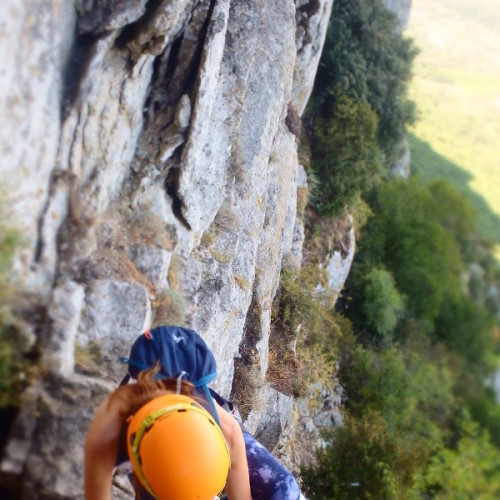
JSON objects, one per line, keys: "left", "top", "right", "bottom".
{"left": 0, "top": 203, "right": 28, "bottom": 408}
{"left": 434, "top": 295, "right": 496, "bottom": 374}
{"left": 311, "top": 0, "right": 417, "bottom": 158}
{"left": 362, "top": 267, "right": 406, "bottom": 344}
{"left": 308, "top": 92, "right": 383, "bottom": 217}
{"left": 290, "top": 0, "right": 500, "bottom": 499}
{"left": 301, "top": 411, "right": 424, "bottom": 498}
{"left": 0, "top": 319, "right": 29, "bottom": 408}
{"left": 298, "top": 1, "right": 500, "bottom": 496}
{"left": 416, "top": 416, "right": 500, "bottom": 498}
{"left": 341, "top": 346, "right": 456, "bottom": 442}
{"left": 306, "top": 0, "right": 417, "bottom": 217}
{"left": 346, "top": 178, "right": 498, "bottom": 366}
{"left": 302, "top": 175, "right": 500, "bottom": 496}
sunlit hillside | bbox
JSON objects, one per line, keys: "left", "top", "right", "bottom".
{"left": 407, "top": 0, "right": 500, "bottom": 251}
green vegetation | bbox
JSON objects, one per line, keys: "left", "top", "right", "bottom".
{"left": 307, "top": 0, "right": 417, "bottom": 217}
{"left": 301, "top": 411, "right": 421, "bottom": 498}
{"left": 0, "top": 204, "right": 28, "bottom": 408}
{"left": 0, "top": 321, "right": 29, "bottom": 408}
{"left": 348, "top": 179, "right": 480, "bottom": 339}
{"left": 406, "top": 0, "right": 500, "bottom": 246}
{"left": 269, "top": 267, "right": 345, "bottom": 397}
{"left": 272, "top": 267, "right": 338, "bottom": 351}
{"left": 310, "top": 0, "right": 417, "bottom": 163}
{"left": 300, "top": 176, "right": 500, "bottom": 497}
{"left": 298, "top": 0, "right": 500, "bottom": 497}
{"left": 361, "top": 268, "right": 406, "bottom": 345}
{"left": 417, "top": 417, "right": 500, "bottom": 497}
{"left": 309, "top": 94, "right": 382, "bottom": 217}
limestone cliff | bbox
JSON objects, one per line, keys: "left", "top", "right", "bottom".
{"left": 0, "top": 0, "right": 334, "bottom": 497}
{"left": 383, "top": 0, "right": 412, "bottom": 32}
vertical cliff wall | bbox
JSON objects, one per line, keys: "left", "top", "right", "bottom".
{"left": 0, "top": 0, "right": 334, "bottom": 497}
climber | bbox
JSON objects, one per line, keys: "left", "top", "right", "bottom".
{"left": 84, "top": 325, "right": 302, "bottom": 500}
{"left": 84, "top": 365, "right": 251, "bottom": 499}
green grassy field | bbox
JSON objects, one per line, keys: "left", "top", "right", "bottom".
{"left": 406, "top": 0, "right": 500, "bottom": 251}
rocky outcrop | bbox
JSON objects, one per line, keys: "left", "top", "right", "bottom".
{"left": 383, "top": 0, "right": 412, "bottom": 32}
{"left": 0, "top": 0, "right": 334, "bottom": 496}
{"left": 324, "top": 215, "right": 356, "bottom": 301}
{"left": 383, "top": 0, "right": 412, "bottom": 177}
{"left": 389, "top": 139, "right": 411, "bottom": 179}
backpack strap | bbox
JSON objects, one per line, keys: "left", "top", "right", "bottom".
{"left": 199, "top": 384, "right": 221, "bottom": 427}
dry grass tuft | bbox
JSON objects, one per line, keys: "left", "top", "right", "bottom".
{"left": 152, "top": 288, "right": 187, "bottom": 328}
{"left": 74, "top": 341, "right": 102, "bottom": 375}
{"left": 234, "top": 274, "right": 252, "bottom": 293}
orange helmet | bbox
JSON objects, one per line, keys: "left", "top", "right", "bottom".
{"left": 126, "top": 393, "right": 231, "bottom": 500}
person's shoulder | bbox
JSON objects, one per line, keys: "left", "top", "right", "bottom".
{"left": 86, "top": 395, "right": 124, "bottom": 449}
{"left": 216, "top": 402, "right": 243, "bottom": 450}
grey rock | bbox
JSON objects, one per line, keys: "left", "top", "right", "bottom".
{"left": 22, "top": 375, "right": 115, "bottom": 498}
{"left": 273, "top": 381, "right": 345, "bottom": 475}
{"left": 120, "top": 0, "right": 196, "bottom": 57}
{"left": 324, "top": 216, "right": 356, "bottom": 300}
{"left": 129, "top": 244, "right": 172, "bottom": 292}
{"left": 293, "top": 0, "right": 334, "bottom": 114}
{"left": 78, "top": 0, "right": 148, "bottom": 34}
{"left": 492, "top": 369, "right": 500, "bottom": 403}
{"left": 177, "top": 0, "right": 231, "bottom": 235}
{"left": 0, "top": 0, "right": 76, "bottom": 297}
{"left": 43, "top": 280, "right": 86, "bottom": 376}
{"left": 245, "top": 386, "right": 294, "bottom": 451}
{"left": 390, "top": 138, "right": 411, "bottom": 178}
{"left": 0, "top": 385, "right": 40, "bottom": 476}
{"left": 157, "top": 94, "right": 191, "bottom": 163}
{"left": 78, "top": 279, "right": 151, "bottom": 380}
{"left": 1, "top": 0, "right": 338, "bottom": 493}
{"left": 383, "top": 0, "right": 412, "bottom": 32}
{"left": 297, "top": 163, "right": 308, "bottom": 188}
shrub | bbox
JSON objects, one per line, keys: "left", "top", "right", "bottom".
{"left": 301, "top": 411, "right": 423, "bottom": 498}
{"left": 347, "top": 178, "right": 465, "bottom": 335}
{"left": 270, "top": 267, "right": 355, "bottom": 397}
{"left": 301, "top": 345, "right": 460, "bottom": 498}
{"left": 0, "top": 203, "right": 27, "bottom": 408}
{"left": 0, "top": 319, "right": 30, "bottom": 408}
{"left": 417, "top": 417, "right": 500, "bottom": 498}
{"left": 272, "top": 267, "right": 339, "bottom": 352}
{"left": 153, "top": 288, "right": 187, "bottom": 328}
{"left": 346, "top": 178, "right": 499, "bottom": 374}
{"left": 309, "top": 92, "right": 383, "bottom": 217}
{"left": 341, "top": 346, "right": 455, "bottom": 442}
{"left": 310, "top": 0, "right": 417, "bottom": 164}
{"left": 362, "top": 267, "right": 406, "bottom": 344}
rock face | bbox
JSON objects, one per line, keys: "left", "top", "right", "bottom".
{"left": 0, "top": 0, "right": 335, "bottom": 496}
{"left": 383, "top": 0, "right": 412, "bottom": 176}
{"left": 324, "top": 216, "right": 356, "bottom": 301}
{"left": 389, "top": 139, "right": 411, "bottom": 179}
{"left": 383, "top": 0, "right": 412, "bottom": 32}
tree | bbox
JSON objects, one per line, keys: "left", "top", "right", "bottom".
{"left": 341, "top": 346, "right": 455, "bottom": 441}
{"left": 348, "top": 179, "right": 465, "bottom": 334}
{"left": 301, "top": 412, "right": 420, "bottom": 499}
{"left": 310, "top": 0, "right": 417, "bottom": 164}
{"left": 434, "top": 295, "right": 496, "bottom": 374}
{"left": 309, "top": 92, "right": 382, "bottom": 216}
{"left": 362, "top": 267, "right": 405, "bottom": 344}
{"left": 418, "top": 417, "right": 500, "bottom": 498}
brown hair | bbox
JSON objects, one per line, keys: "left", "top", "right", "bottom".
{"left": 109, "top": 363, "right": 196, "bottom": 421}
